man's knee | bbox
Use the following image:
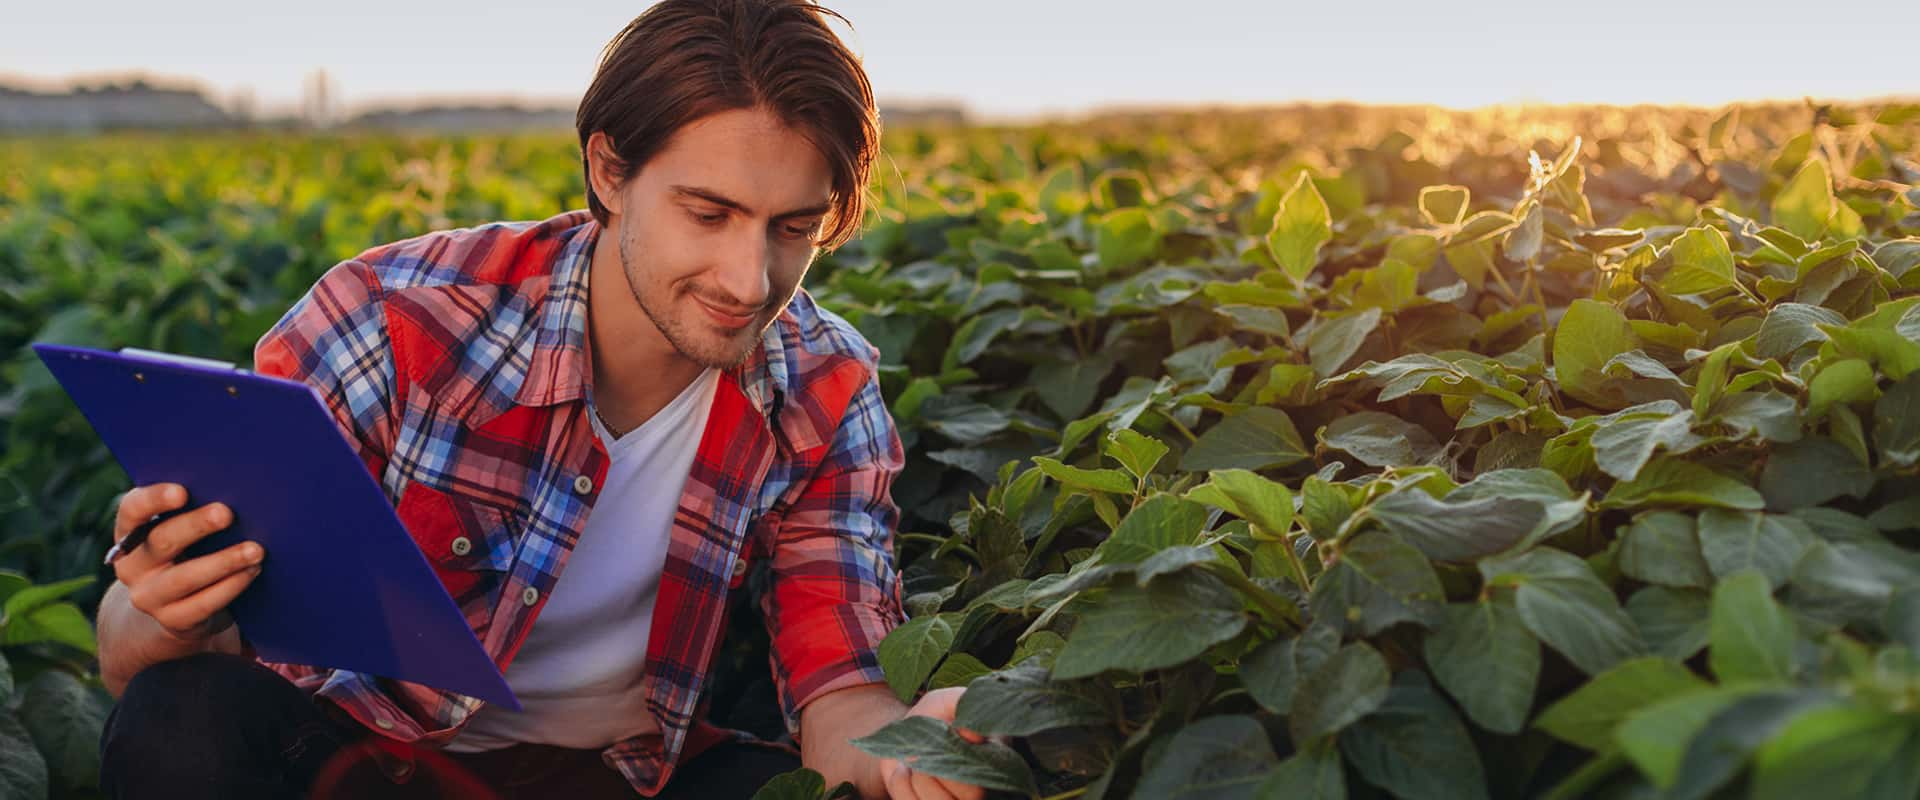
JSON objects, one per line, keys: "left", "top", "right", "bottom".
{"left": 100, "top": 652, "right": 314, "bottom": 795}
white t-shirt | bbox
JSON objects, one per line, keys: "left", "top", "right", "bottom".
{"left": 445, "top": 366, "right": 722, "bottom": 752}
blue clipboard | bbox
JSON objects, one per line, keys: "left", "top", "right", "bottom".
{"left": 32, "top": 342, "right": 520, "bottom": 712}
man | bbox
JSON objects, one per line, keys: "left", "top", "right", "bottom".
{"left": 93, "top": 2, "right": 986, "bottom": 798}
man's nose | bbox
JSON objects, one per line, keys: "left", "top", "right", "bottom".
{"left": 711, "top": 229, "right": 772, "bottom": 310}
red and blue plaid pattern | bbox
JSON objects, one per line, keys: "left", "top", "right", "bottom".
{"left": 250, "top": 209, "right": 907, "bottom": 794}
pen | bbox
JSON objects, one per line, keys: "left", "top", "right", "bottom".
{"left": 103, "top": 506, "right": 192, "bottom": 566}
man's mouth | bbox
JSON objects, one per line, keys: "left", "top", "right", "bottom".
{"left": 693, "top": 295, "right": 759, "bottom": 329}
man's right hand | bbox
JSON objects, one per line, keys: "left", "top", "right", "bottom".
{"left": 98, "top": 483, "right": 266, "bottom": 696}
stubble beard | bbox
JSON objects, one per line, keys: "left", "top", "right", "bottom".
{"left": 618, "top": 218, "right": 768, "bottom": 371}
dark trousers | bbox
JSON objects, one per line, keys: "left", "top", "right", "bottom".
{"left": 99, "top": 652, "right": 802, "bottom": 799}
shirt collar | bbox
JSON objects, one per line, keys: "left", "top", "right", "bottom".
{"left": 512, "top": 213, "right": 784, "bottom": 421}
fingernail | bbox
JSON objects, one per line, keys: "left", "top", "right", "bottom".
{"left": 211, "top": 504, "right": 231, "bottom": 526}
{"left": 244, "top": 543, "right": 264, "bottom": 562}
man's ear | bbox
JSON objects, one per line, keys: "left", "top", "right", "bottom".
{"left": 587, "top": 131, "right": 629, "bottom": 218}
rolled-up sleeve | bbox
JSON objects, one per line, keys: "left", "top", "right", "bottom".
{"left": 759, "top": 363, "right": 909, "bottom": 738}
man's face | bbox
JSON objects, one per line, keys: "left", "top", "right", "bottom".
{"left": 600, "top": 106, "right": 834, "bottom": 370}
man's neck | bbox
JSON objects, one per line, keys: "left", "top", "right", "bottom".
{"left": 586, "top": 232, "right": 706, "bottom": 437}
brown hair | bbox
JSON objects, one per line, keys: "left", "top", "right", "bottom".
{"left": 575, "top": 0, "right": 878, "bottom": 248}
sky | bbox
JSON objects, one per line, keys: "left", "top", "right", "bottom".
{"left": 3, "top": 0, "right": 1914, "bottom": 119}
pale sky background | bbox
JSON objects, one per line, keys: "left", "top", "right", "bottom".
{"left": 3, "top": 0, "right": 1914, "bottom": 119}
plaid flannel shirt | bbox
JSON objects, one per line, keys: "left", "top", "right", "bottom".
{"left": 249, "top": 208, "right": 908, "bottom": 795}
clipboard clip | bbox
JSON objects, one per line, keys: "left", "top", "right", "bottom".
{"left": 118, "top": 348, "right": 244, "bottom": 373}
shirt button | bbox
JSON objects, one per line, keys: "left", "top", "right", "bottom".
{"left": 450, "top": 537, "right": 472, "bottom": 556}
{"left": 374, "top": 718, "right": 395, "bottom": 731}
{"left": 393, "top": 763, "right": 413, "bottom": 780}
{"left": 573, "top": 474, "right": 594, "bottom": 495}
{"left": 732, "top": 559, "right": 749, "bottom": 578}
{"left": 522, "top": 587, "right": 540, "bottom": 606}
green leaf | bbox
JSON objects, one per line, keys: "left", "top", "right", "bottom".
{"left": 1419, "top": 185, "right": 1470, "bottom": 227}
{"left": 2, "top": 604, "right": 96, "bottom": 654}
{"left": 1094, "top": 207, "right": 1162, "bottom": 270}
{"left": 1300, "top": 477, "right": 1355, "bottom": 542}
{"left": 1337, "top": 674, "right": 1491, "bottom": 800}
{"left": 1755, "top": 303, "right": 1847, "bottom": 360}
{"left": 1481, "top": 548, "right": 1646, "bottom": 675}
{"left": 1662, "top": 227, "right": 1737, "bottom": 295}
{"left": 1709, "top": 570, "right": 1795, "bottom": 684}
{"left": 1289, "top": 643, "right": 1391, "bottom": 743}
{"left": 1627, "top": 586, "right": 1712, "bottom": 661}
{"left": 1589, "top": 405, "right": 1702, "bottom": 482}
{"left": 877, "top": 613, "right": 957, "bottom": 703}
{"left": 1665, "top": 690, "right": 1838, "bottom": 800}
{"left": 1773, "top": 159, "right": 1834, "bottom": 242}
{"left": 1504, "top": 202, "right": 1544, "bottom": 262}
{"left": 17, "top": 671, "right": 112, "bottom": 794}
{"left": 1424, "top": 601, "right": 1540, "bottom": 734}
{"left": 749, "top": 767, "right": 828, "bottom": 800}
{"left": 1179, "top": 407, "right": 1310, "bottom": 472}
{"left": 1534, "top": 657, "right": 1709, "bottom": 752}
{"left": 1696, "top": 509, "right": 1812, "bottom": 589}
{"left": 1186, "top": 469, "right": 1292, "bottom": 538}
{"left": 1097, "top": 495, "right": 1210, "bottom": 564}
{"left": 1032, "top": 456, "right": 1136, "bottom": 496}
{"left": 1873, "top": 373, "right": 1920, "bottom": 467}
{"left": 1268, "top": 172, "right": 1333, "bottom": 284}
{"left": 1254, "top": 740, "right": 1347, "bottom": 800}
{"left": 1052, "top": 571, "right": 1249, "bottom": 679}
{"left": 849, "top": 715, "right": 1036, "bottom": 795}
{"left": 1240, "top": 636, "right": 1301, "bottom": 715}
{"left": 1600, "top": 457, "right": 1765, "bottom": 511}
{"left": 1320, "top": 411, "right": 1438, "bottom": 468}
{"left": 927, "top": 653, "right": 992, "bottom": 690}
{"left": 1134, "top": 715, "right": 1278, "bottom": 800}
{"left": 1104, "top": 429, "right": 1169, "bottom": 481}
{"left": 1618, "top": 512, "right": 1712, "bottom": 588}
{"left": 1807, "top": 358, "right": 1877, "bottom": 420}
{"left": 954, "top": 660, "right": 1108, "bottom": 737}
{"left": 1554, "top": 299, "right": 1638, "bottom": 410}
{"left": 1614, "top": 687, "right": 1754, "bottom": 788}
{"left": 1307, "top": 308, "right": 1382, "bottom": 378}
{"left": 1750, "top": 705, "right": 1912, "bottom": 800}
{"left": 0, "top": 576, "right": 94, "bottom": 623}
{"left": 945, "top": 308, "right": 1022, "bottom": 367}
{"left": 1759, "top": 437, "right": 1873, "bottom": 510}
{"left": 0, "top": 710, "right": 49, "bottom": 800}
{"left": 1369, "top": 489, "right": 1546, "bottom": 562}
{"left": 1035, "top": 354, "right": 1115, "bottom": 421}
{"left": 1310, "top": 531, "right": 1445, "bottom": 636}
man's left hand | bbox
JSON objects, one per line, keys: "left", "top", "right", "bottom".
{"left": 878, "top": 687, "right": 988, "bottom": 800}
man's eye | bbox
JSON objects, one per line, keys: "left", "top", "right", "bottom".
{"left": 781, "top": 222, "right": 822, "bottom": 240}
{"left": 690, "top": 210, "right": 726, "bottom": 225}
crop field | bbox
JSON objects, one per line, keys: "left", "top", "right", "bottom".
{"left": 4, "top": 101, "right": 1920, "bottom": 798}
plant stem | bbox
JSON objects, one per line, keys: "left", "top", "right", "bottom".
{"left": 1163, "top": 412, "right": 1199, "bottom": 443}
{"left": 1039, "top": 788, "right": 1090, "bottom": 800}
{"left": 1203, "top": 562, "right": 1302, "bottom": 631}
{"left": 1279, "top": 533, "right": 1314, "bottom": 593}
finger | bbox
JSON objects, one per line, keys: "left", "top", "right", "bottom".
{"left": 916, "top": 687, "right": 966, "bottom": 721}
{"left": 949, "top": 776, "right": 986, "bottom": 800}
{"left": 954, "top": 725, "right": 986, "bottom": 745}
{"left": 150, "top": 564, "right": 260, "bottom": 642}
{"left": 882, "top": 758, "right": 916, "bottom": 800}
{"left": 123, "top": 501, "right": 234, "bottom": 570}
{"left": 908, "top": 767, "right": 958, "bottom": 800}
{"left": 127, "top": 541, "right": 265, "bottom": 615}
{"left": 114, "top": 484, "right": 187, "bottom": 541}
